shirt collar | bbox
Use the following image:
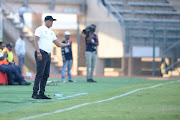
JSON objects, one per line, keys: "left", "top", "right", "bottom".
{"left": 20, "top": 38, "right": 24, "bottom": 41}
{"left": 43, "top": 25, "right": 50, "bottom": 30}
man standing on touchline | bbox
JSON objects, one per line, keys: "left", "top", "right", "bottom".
{"left": 32, "top": 16, "right": 72, "bottom": 99}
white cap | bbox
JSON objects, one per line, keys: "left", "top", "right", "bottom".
{"left": 64, "top": 31, "right": 71, "bottom": 36}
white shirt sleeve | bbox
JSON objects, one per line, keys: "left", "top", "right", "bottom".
{"left": 52, "top": 31, "right": 57, "bottom": 41}
{"left": 35, "top": 27, "right": 41, "bottom": 37}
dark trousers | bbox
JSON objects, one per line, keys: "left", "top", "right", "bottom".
{"left": 18, "top": 55, "right": 25, "bottom": 72}
{"left": 0, "top": 65, "right": 13, "bottom": 84}
{"left": 9, "top": 65, "right": 24, "bottom": 84}
{"left": 33, "top": 50, "right": 51, "bottom": 95}
{"left": 0, "top": 65, "right": 24, "bottom": 84}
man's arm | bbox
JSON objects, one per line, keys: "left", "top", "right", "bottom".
{"left": 90, "top": 40, "right": 99, "bottom": 46}
{"left": 53, "top": 39, "right": 72, "bottom": 47}
{"left": 34, "top": 36, "right": 40, "bottom": 53}
{"left": 86, "top": 34, "right": 91, "bottom": 44}
{"left": 34, "top": 36, "right": 42, "bottom": 61}
{"left": 89, "top": 35, "right": 99, "bottom": 46}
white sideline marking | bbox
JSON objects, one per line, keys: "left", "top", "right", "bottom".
{"left": 18, "top": 80, "right": 180, "bottom": 120}
{"left": 58, "top": 93, "right": 88, "bottom": 100}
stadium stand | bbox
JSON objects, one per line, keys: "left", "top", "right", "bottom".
{"left": 106, "top": 0, "right": 180, "bottom": 39}
{"left": 105, "top": 0, "right": 180, "bottom": 76}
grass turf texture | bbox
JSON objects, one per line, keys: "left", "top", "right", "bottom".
{"left": 0, "top": 77, "right": 179, "bottom": 120}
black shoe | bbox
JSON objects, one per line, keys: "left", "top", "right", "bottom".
{"left": 12, "top": 82, "right": 19, "bottom": 85}
{"left": 68, "top": 80, "right": 74, "bottom": 82}
{"left": 91, "top": 79, "right": 97, "bottom": 82}
{"left": 87, "top": 79, "right": 97, "bottom": 82}
{"left": 87, "top": 79, "right": 91, "bottom": 82}
{"left": 39, "top": 94, "right": 51, "bottom": 99}
{"left": 21, "top": 81, "right": 31, "bottom": 85}
{"left": 87, "top": 79, "right": 96, "bottom": 82}
{"left": 32, "top": 94, "right": 42, "bottom": 99}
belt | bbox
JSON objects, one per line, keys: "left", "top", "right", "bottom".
{"left": 86, "top": 51, "right": 96, "bottom": 52}
{"left": 40, "top": 49, "right": 51, "bottom": 55}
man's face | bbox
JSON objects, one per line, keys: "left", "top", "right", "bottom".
{"left": 20, "top": 34, "right": 24, "bottom": 39}
{"left": 89, "top": 32, "right": 93, "bottom": 36}
{"left": 8, "top": 47, "right": 12, "bottom": 51}
{"left": 65, "top": 35, "right": 70, "bottom": 40}
{"left": 45, "top": 20, "right": 53, "bottom": 28}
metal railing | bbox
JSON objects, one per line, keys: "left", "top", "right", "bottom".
{"left": 5, "top": 0, "right": 85, "bottom": 4}
{"left": 128, "top": 2, "right": 172, "bottom": 7}
{"left": 165, "top": 60, "right": 180, "bottom": 72}
{"left": 124, "top": 21, "right": 180, "bottom": 56}
{"left": 164, "top": 40, "right": 180, "bottom": 54}
{"left": 106, "top": 1, "right": 124, "bottom": 24}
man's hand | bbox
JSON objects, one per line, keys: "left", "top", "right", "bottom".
{"left": 11, "top": 62, "right": 15, "bottom": 65}
{"left": 68, "top": 40, "right": 72, "bottom": 45}
{"left": 37, "top": 53, "right": 42, "bottom": 61}
{"left": 86, "top": 37, "right": 91, "bottom": 43}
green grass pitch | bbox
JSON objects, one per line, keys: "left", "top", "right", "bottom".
{"left": 0, "top": 77, "right": 180, "bottom": 120}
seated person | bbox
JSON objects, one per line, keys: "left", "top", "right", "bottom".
{"left": 3, "top": 43, "right": 15, "bottom": 65}
{"left": 0, "top": 41, "right": 31, "bottom": 85}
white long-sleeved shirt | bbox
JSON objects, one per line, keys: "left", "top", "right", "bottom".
{"left": 15, "top": 38, "right": 26, "bottom": 56}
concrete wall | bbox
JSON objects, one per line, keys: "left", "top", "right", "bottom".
{"left": 128, "top": 58, "right": 142, "bottom": 76}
